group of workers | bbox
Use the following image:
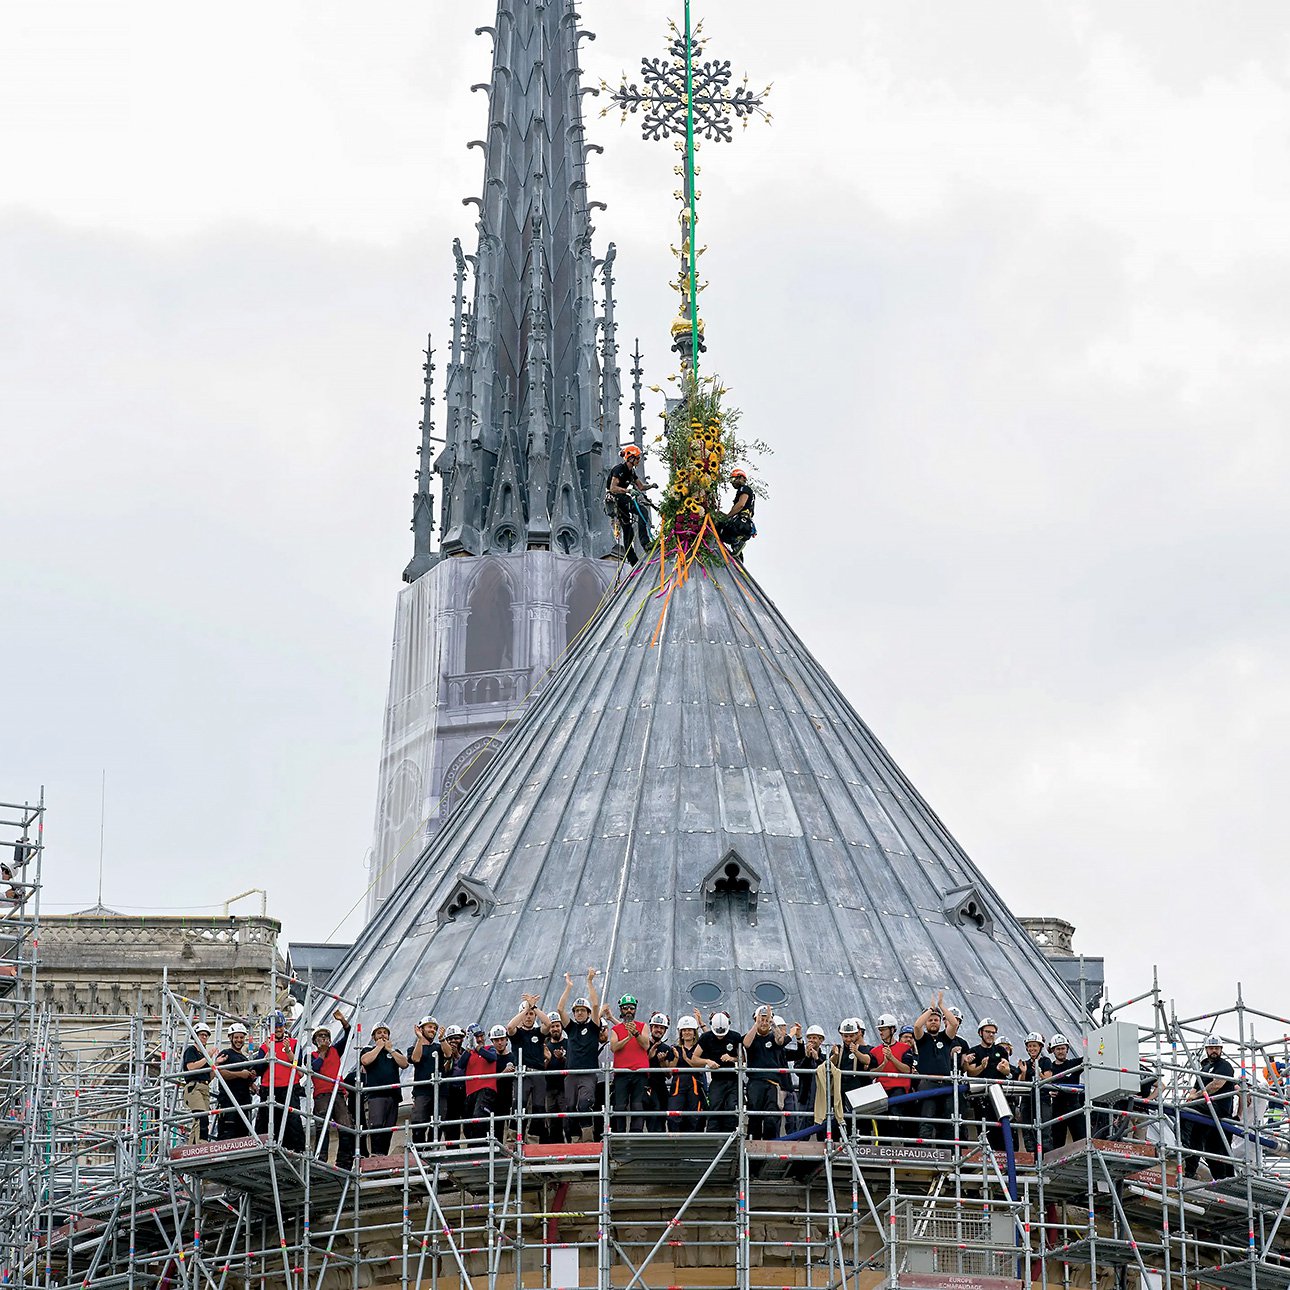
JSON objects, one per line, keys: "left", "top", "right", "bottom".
{"left": 177, "top": 979, "right": 1240, "bottom": 1179}
{"left": 607, "top": 445, "right": 756, "bottom": 566}
{"left": 176, "top": 980, "right": 1212, "bottom": 1181}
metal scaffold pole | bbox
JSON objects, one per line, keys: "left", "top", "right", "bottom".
{"left": 6, "top": 938, "right": 1290, "bottom": 1290}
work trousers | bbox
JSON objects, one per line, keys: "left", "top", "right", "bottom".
{"left": 969, "top": 1095, "right": 1010, "bottom": 1150}
{"left": 1183, "top": 1115, "right": 1234, "bottom": 1179}
{"left": 362, "top": 1092, "right": 400, "bottom": 1156}
{"left": 258, "top": 1084, "right": 305, "bottom": 1152}
{"left": 917, "top": 1091, "right": 954, "bottom": 1143}
{"left": 543, "top": 1074, "right": 568, "bottom": 1143}
{"left": 410, "top": 1089, "right": 435, "bottom": 1145}
{"left": 668, "top": 1075, "right": 706, "bottom": 1134}
{"left": 439, "top": 1084, "right": 465, "bottom": 1142}
{"left": 215, "top": 1097, "right": 256, "bottom": 1141}
{"left": 314, "top": 1089, "right": 356, "bottom": 1169}
{"left": 746, "top": 1078, "right": 781, "bottom": 1140}
{"left": 517, "top": 1069, "right": 547, "bottom": 1142}
{"left": 615, "top": 501, "right": 648, "bottom": 566}
{"left": 465, "top": 1087, "right": 497, "bottom": 1139}
{"left": 716, "top": 514, "right": 753, "bottom": 550}
{"left": 706, "top": 1078, "right": 738, "bottom": 1134}
{"left": 564, "top": 1071, "right": 598, "bottom": 1140}
{"left": 1047, "top": 1099, "right": 1086, "bottom": 1150}
{"left": 781, "top": 1088, "right": 800, "bottom": 1125}
{"left": 183, "top": 1082, "right": 211, "bottom": 1143}
{"left": 875, "top": 1096, "right": 914, "bottom": 1144}
{"left": 645, "top": 1074, "right": 672, "bottom": 1133}
{"left": 611, "top": 1070, "right": 646, "bottom": 1133}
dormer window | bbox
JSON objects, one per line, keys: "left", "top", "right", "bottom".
{"left": 942, "top": 884, "right": 994, "bottom": 936}
{"left": 703, "top": 850, "right": 761, "bottom": 926}
{"left": 437, "top": 876, "right": 497, "bottom": 928}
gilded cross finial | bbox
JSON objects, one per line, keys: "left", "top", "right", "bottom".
{"left": 601, "top": 7, "right": 771, "bottom": 374}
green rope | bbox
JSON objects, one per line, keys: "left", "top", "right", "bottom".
{"left": 684, "top": 0, "right": 700, "bottom": 376}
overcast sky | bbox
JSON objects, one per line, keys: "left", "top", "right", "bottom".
{"left": 3, "top": 1, "right": 1287, "bottom": 1032}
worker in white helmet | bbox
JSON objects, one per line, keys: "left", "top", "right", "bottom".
{"left": 869, "top": 1013, "right": 914, "bottom": 1143}
{"left": 742, "top": 1006, "right": 787, "bottom": 1140}
{"left": 1182, "top": 1036, "right": 1237, "bottom": 1180}
{"left": 911, "top": 992, "right": 960, "bottom": 1143}
{"left": 670, "top": 1015, "right": 710, "bottom": 1133}
{"left": 645, "top": 1014, "right": 678, "bottom": 1133}
{"left": 212, "top": 1022, "right": 266, "bottom": 1141}
{"left": 556, "top": 968, "right": 607, "bottom": 1143}
{"left": 697, "top": 1010, "right": 740, "bottom": 1133}
{"left": 963, "top": 1018, "right": 1014, "bottom": 1149}
{"left": 1015, "top": 1032, "right": 1051, "bottom": 1152}
{"left": 1046, "top": 1034, "right": 1085, "bottom": 1149}
{"left": 790, "top": 1025, "right": 827, "bottom": 1133}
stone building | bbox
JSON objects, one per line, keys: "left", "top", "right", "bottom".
{"left": 37, "top": 907, "right": 286, "bottom": 1035}
{"left": 1019, "top": 914, "right": 1106, "bottom": 1013}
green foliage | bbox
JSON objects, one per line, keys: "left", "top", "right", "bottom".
{"left": 654, "top": 374, "right": 771, "bottom": 532}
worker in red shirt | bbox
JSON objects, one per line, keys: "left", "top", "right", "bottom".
{"left": 309, "top": 1010, "right": 354, "bottom": 1169}
{"left": 462, "top": 1025, "right": 514, "bottom": 1140}
{"left": 606, "top": 995, "right": 650, "bottom": 1133}
{"left": 869, "top": 1013, "right": 915, "bottom": 1143}
{"left": 258, "top": 1010, "right": 305, "bottom": 1151}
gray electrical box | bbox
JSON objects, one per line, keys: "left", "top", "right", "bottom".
{"left": 1082, "top": 1021, "right": 1141, "bottom": 1104}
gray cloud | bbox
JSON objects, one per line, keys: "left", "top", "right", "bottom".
{"left": 2, "top": 1, "right": 1287, "bottom": 1026}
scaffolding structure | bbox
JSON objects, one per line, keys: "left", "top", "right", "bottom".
{"left": 0, "top": 791, "right": 45, "bottom": 1284}
{"left": 5, "top": 959, "right": 1290, "bottom": 1290}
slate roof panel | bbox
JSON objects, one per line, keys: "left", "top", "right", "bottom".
{"left": 320, "top": 558, "right": 1084, "bottom": 1045}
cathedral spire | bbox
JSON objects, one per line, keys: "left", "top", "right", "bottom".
{"left": 424, "top": 0, "right": 618, "bottom": 568}
{"left": 402, "top": 335, "right": 439, "bottom": 583}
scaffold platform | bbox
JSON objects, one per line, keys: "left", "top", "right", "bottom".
{"left": 1038, "top": 1136, "right": 1160, "bottom": 1192}
{"left": 609, "top": 1131, "right": 738, "bottom": 1182}
{"left": 1049, "top": 1235, "right": 1151, "bottom": 1268}
{"left": 898, "top": 1277, "right": 1022, "bottom": 1290}
{"left": 169, "top": 1135, "right": 350, "bottom": 1205}
{"left": 1207, "top": 1170, "right": 1290, "bottom": 1209}
{"left": 1201, "top": 1256, "right": 1290, "bottom": 1290}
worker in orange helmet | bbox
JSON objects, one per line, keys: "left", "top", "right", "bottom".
{"left": 717, "top": 467, "right": 756, "bottom": 557}
{"left": 606, "top": 444, "right": 654, "bottom": 566}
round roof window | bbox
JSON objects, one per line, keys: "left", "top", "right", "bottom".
{"left": 689, "top": 981, "right": 724, "bottom": 1005}
{"left": 752, "top": 981, "right": 787, "bottom": 1006}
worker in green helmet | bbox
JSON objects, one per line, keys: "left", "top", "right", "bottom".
{"left": 606, "top": 993, "right": 650, "bottom": 1133}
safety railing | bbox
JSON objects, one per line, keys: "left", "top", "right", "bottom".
{"left": 23, "top": 970, "right": 1290, "bottom": 1290}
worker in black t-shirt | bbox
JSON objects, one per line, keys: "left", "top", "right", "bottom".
{"left": 743, "top": 1007, "right": 786, "bottom": 1140}
{"left": 359, "top": 1023, "right": 409, "bottom": 1156}
{"left": 964, "top": 1018, "right": 1012, "bottom": 1149}
{"left": 407, "top": 1015, "right": 441, "bottom": 1145}
{"left": 606, "top": 445, "right": 654, "bottom": 566}
{"left": 506, "top": 994, "right": 552, "bottom": 1142}
{"left": 557, "top": 969, "right": 607, "bottom": 1143}
{"left": 435, "top": 1025, "right": 466, "bottom": 1143}
{"left": 1183, "top": 1035, "right": 1237, "bottom": 1179}
{"left": 180, "top": 1024, "right": 215, "bottom": 1143}
{"left": 716, "top": 468, "right": 756, "bottom": 556}
{"left": 912, "top": 997, "right": 960, "bottom": 1142}
{"left": 671, "top": 1016, "right": 711, "bottom": 1133}
{"left": 776, "top": 1019, "right": 801, "bottom": 1128}
{"left": 1015, "top": 1032, "right": 1053, "bottom": 1152}
{"left": 212, "top": 1023, "right": 266, "bottom": 1140}
{"left": 697, "top": 1011, "right": 741, "bottom": 1133}
{"left": 791, "top": 1026, "right": 827, "bottom": 1132}
{"left": 543, "top": 1017, "right": 569, "bottom": 1144}
{"left": 1045, "top": 1034, "right": 1085, "bottom": 1148}
{"left": 645, "top": 1014, "right": 678, "bottom": 1133}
